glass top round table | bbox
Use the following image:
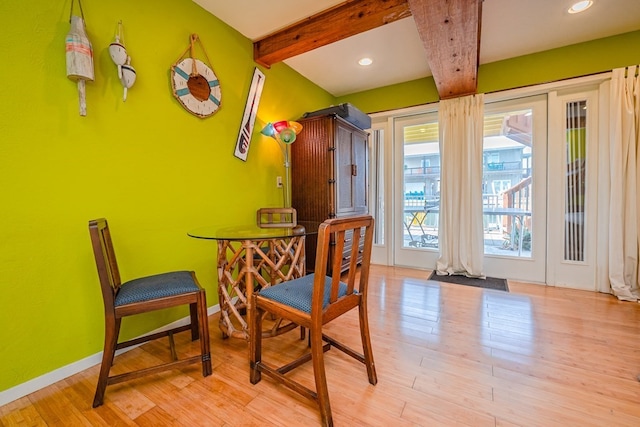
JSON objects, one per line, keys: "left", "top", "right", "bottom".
{"left": 187, "top": 221, "right": 320, "bottom": 241}
{"left": 187, "top": 220, "right": 320, "bottom": 340}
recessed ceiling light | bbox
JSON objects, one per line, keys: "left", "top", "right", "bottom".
{"left": 358, "top": 57, "right": 373, "bottom": 66}
{"left": 568, "top": 1, "right": 593, "bottom": 14}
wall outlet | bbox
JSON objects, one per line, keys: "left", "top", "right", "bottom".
{"left": 276, "top": 176, "right": 283, "bottom": 188}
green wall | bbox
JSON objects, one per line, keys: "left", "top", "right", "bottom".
{"left": 341, "top": 30, "right": 640, "bottom": 113}
{"left": 1, "top": 0, "right": 639, "bottom": 399}
{"left": 0, "top": 0, "right": 333, "bottom": 393}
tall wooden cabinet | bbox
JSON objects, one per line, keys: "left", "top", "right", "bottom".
{"left": 291, "top": 114, "right": 369, "bottom": 273}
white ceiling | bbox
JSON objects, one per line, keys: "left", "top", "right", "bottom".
{"left": 194, "top": 0, "right": 640, "bottom": 96}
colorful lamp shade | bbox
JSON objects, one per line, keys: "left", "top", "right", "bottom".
{"left": 261, "top": 120, "right": 302, "bottom": 144}
{"left": 261, "top": 120, "right": 302, "bottom": 208}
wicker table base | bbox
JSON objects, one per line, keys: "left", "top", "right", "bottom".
{"left": 216, "top": 235, "right": 306, "bottom": 340}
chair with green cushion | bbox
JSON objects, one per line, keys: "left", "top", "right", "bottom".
{"left": 249, "top": 215, "right": 377, "bottom": 427}
{"left": 88, "top": 218, "right": 212, "bottom": 407}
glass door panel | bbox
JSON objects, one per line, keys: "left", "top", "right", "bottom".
{"left": 394, "top": 112, "right": 441, "bottom": 269}
{"left": 403, "top": 122, "right": 440, "bottom": 249}
{"left": 565, "top": 100, "right": 586, "bottom": 262}
{"left": 482, "top": 109, "right": 533, "bottom": 258}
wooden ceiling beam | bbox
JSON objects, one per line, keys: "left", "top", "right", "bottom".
{"left": 254, "top": 0, "right": 482, "bottom": 99}
{"left": 253, "top": 0, "right": 412, "bottom": 68}
{"left": 408, "top": 0, "right": 483, "bottom": 99}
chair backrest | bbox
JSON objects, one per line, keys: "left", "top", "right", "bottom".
{"left": 88, "top": 218, "right": 121, "bottom": 311}
{"left": 256, "top": 207, "right": 297, "bottom": 228}
{"left": 312, "top": 215, "right": 374, "bottom": 319}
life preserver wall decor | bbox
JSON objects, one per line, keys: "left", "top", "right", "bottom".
{"left": 171, "top": 34, "right": 221, "bottom": 118}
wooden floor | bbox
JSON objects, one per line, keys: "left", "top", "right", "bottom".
{"left": 3, "top": 265, "right": 640, "bottom": 426}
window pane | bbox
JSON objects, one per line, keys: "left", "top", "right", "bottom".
{"left": 403, "top": 121, "right": 439, "bottom": 249}
{"left": 372, "top": 129, "right": 385, "bottom": 245}
{"left": 565, "top": 101, "right": 586, "bottom": 261}
{"left": 483, "top": 110, "right": 532, "bottom": 257}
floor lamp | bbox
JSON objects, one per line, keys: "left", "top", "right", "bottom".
{"left": 261, "top": 121, "right": 302, "bottom": 208}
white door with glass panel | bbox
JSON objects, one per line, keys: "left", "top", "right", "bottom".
{"left": 482, "top": 96, "right": 547, "bottom": 282}
{"left": 546, "top": 89, "right": 599, "bottom": 290}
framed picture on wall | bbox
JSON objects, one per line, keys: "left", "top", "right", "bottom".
{"left": 234, "top": 68, "right": 265, "bottom": 161}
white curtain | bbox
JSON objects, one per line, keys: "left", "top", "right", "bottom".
{"left": 605, "top": 66, "right": 640, "bottom": 301}
{"left": 436, "top": 94, "right": 485, "bottom": 277}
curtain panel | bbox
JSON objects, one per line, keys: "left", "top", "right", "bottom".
{"left": 603, "top": 65, "right": 640, "bottom": 301}
{"left": 436, "top": 94, "right": 485, "bottom": 278}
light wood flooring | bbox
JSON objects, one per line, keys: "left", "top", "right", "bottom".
{"left": 3, "top": 265, "right": 640, "bottom": 426}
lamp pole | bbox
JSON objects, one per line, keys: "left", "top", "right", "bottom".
{"left": 262, "top": 121, "right": 301, "bottom": 208}
{"left": 281, "top": 141, "right": 291, "bottom": 208}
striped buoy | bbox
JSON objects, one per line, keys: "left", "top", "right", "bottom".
{"left": 66, "top": 11, "right": 94, "bottom": 116}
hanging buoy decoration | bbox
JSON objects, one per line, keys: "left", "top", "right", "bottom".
{"left": 108, "top": 21, "right": 127, "bottom": 79}
{"left": 120, "top": 57, "right": 136, "bottom": 102}
{"left": 65, "top": 0, "right": 94, "bottom": 116}
{"left": 109, "top": 20, "right": 136, "bottom": 101}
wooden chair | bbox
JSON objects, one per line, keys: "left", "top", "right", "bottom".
{"left": 88, "top": 218, "right": 212, "bottom": 408}
{"left": 256, "top": 207, "right": 297, "bottom": 228}
{"left": 255, "top": 207, "right": 298, "bottom": 282}
{"left": 249, "top": 215, "right": 377, "bottom": 427}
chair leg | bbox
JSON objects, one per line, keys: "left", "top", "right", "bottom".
{"left": 358, "top": 301, "right": 377, "bottom": 385}
{"left": 197, "top": 290, "right": 212, "bottom": 377}
{"left": 93, "top": 316, "right": 120, "bottom": 408}
{"left": 310, "top": 326, "right": 333, "bottom": 427}
{"left": 249, "top": 297, "right": 262, "bottom": 384}
{"left": 189, "top": 301, "right": 199, "bottom": 341}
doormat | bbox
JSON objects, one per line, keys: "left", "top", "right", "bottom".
{"left": 428, "top": 271, "right": 509, "bottom": 292}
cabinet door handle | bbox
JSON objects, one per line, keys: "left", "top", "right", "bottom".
{"left": 351, "top": 164, "right": 357, "bottom": 176}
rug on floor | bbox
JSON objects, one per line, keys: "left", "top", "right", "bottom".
{"left": 428, "top": 271, "right": 509, "bottom": 291}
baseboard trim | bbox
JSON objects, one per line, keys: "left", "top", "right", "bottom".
{"left": 0, "top": 304, "right": 220, "bottom": 407}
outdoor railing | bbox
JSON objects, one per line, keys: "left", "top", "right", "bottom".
{"left": 503, "top": 176, "right": 532, "bottom": 211}
{"left": 404, "top": 161, "right": 527, "bottom": 177}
